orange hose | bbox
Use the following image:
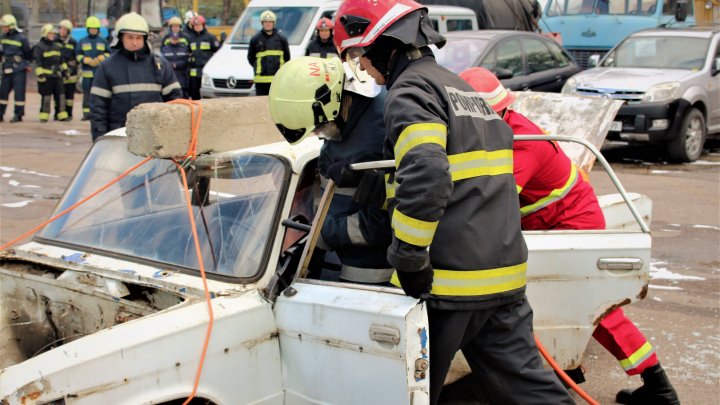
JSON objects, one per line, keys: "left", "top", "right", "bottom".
{"left": 534, "top": 334, "right": 600, "bottom": 405}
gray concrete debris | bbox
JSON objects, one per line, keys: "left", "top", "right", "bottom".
{"left": 126, "top": 96, "right": 285, "bottom": 158}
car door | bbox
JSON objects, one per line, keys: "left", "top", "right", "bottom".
{"left": 706, "top": 35, "right": 720, "bottom": 131}
{"left": 522, "top": 36, "right": 565, "bottom": 92}
{"left": 486, "top": 38, "right": 528, "bottom": 90}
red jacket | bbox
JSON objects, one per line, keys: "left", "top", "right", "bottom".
{"left": 506, "top": 110, "right": 605, "bottom": 230}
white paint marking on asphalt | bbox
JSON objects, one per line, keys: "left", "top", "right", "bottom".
{"left": 649, "top": 285, "right": 683, "bottom": 291}
{"left": 21, "top": 184, "right": 41, "bottom": 189}
{"left": 8, "top": 180, "right": 19, "bottom": 186}
{"left": 2, "top": 173, "right": 11, "bottom": 178}
{"left": 689, "top": 160, "right": 720, "bottom": 165}
{"left": 650, "top": 170, "right": 683, "bottom": 174}
{"left": 652, "top": 296, "right": 663, "bottom": 302}
{"left": 2, "top": 200, "right": 31, "bottom": 208}
{"left": 692, "top": 224, "right": 720, "bottom": 231}
{"left": 650, "top": 261, "right": 705, "bottom": 281}
{"left": 0, "top": 166, "right": 59, "bottom": 178}
{"left": 59, "top": 129, "right": 85, "bottom": 136}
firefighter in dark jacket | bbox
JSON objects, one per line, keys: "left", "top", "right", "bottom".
{"left": 247, "top": 10, "right": 290, "bottom": 96}
{"left": 0, "top": 14, "right": 32, "bottom": 123}
{"left": 57, "top": 19, "right": 78, "bottom": 120}
{"left": 334, "top": 1, "right": 575, "bottom": 404}
{"left": 161, "top": 32, "right": 190, "bottom": 98}
{"left": 76, "top": 16, "right": 109, "bottom": 120}
{"left": 33, "top": 24, "right": 68, "bottom": 122}
{"left": 269, "top": 56, "right": 393, "bottom": 284}
{"left": 186, "top": 14, "right": 219, "bottom": 100}
{"left": 182, "top": 10, "right": 197, "bottom": 39}
{"left": 305, "top": 18, "right": 338, "bottom": 59}
{"left": 162, "top": 16, "right": 189, "bottom": 47}
{"left": 90, "top": 12, "right": 182, "bottom": 141}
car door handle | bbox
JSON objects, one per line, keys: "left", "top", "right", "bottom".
{"left": 369, "top": 324, "right": 400, "bottom": 345}
{"left": 597, "top": 258, "right": 643, "bottom": 271}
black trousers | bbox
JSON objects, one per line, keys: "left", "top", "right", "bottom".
{"left": 64, "top": 81, "right": 76, "bottom": 117}
{"left": 428, "top": 298, "right": 575, "bottom": 405}
{"left": 0, "top": 70, "right": 27, "bottom": 117}
{"left": 38, "top": 77, "right": 66, "bottom": 121}
{"left": 254, "top": 82, "right": 271, "bottom": 96}
{"left": 81, "top": 76, "right": 93, "bottom": 117}
{"left": 188, "top": 76, "right": 202, "bottom": 100}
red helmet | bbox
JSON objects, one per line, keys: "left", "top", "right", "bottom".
{"left": 316, "top": 17, "right": 333, "bottom": 30}
{"left": 333, "top": 0, "right": 424, "bottom": 58}
{"left": 191, "top": 15, "right": 205, "bottom": 26}
{"left": 459, "top": 67, "right": 516, "bottom": 113}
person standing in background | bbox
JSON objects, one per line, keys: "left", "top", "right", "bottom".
{"left": 76, "top": 16, "right": 109, "bottom": 121}
{"left": 305, "top": 18, "right": 338, "bottom": 59}
{"left": 247, "top": 10, "right": 290, "bottom": 96}
{"left": 33, "top": 24, "right": 68, "bottom": 123}
{"left": 0, "top": 14, "right": 32, "bottom": 123}
{"left": 161, "top": 32, "right": 190, "bottom": 98}
{"left": 186, "top": 14, "right": 219, "bottom": 100}
{"left": 57, "top": 19, "right": 78, "bottom": 120}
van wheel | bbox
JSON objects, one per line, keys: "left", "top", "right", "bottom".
{"left": 667, "top": 107, "right": 706, "bottom": 162}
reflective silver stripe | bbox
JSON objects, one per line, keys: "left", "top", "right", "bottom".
{"left": 320, "top": 176, "right": 357, "bottom": 197}
{"left": 112, "top": 83, "right": 162, "bottom": 94}
{"left": 90, "top": 86, "right": 112, "bottom": 98}
{"left": 346, "top": 214, "right": 367, "bottom": 246}
{"left": 162, "top": 81, "right": 181, "bottom": 95}
{"left": 340, "top": 264, "right": 394, "bottom": 284}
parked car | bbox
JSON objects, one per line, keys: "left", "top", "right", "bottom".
{"left": 433, "top": 30, "right": 581, "bottom": 92}
{"left": 562, "top": 26, "right": 720, "bottom": 162}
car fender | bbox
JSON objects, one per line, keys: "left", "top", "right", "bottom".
{"left": 680, "top": 84, "right": 709, "bottom": 116}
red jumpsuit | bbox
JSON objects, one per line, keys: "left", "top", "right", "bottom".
{"left": 507, "top": 109, "right": 658, "bottom": 376}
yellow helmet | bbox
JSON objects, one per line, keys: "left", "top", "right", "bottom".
{"left": 260, "top": 10, "right": 277, "bottom": 23}
{"left": 167, "top": 16, "right": 183, "bottom": 27}
{"left": 269, "top": 57, "right": 345, "bottom": 145}
{"left": 86, "top": 16, "right": 101, "bottom": 29}
{"left": 41, "top": 24, "right": 57, "bottom": 38}
{"left": 59, "top": 19, "right": 74, "bottom": 31}
{"left": 115, "top": 12, "right": 149, "bottom": 36}
{"left": 0, "top": 14, "right": 18, "bottom": 29}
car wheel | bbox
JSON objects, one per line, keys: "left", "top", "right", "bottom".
{"left": 667, "top": 107, "right": 706, "bottom": 162}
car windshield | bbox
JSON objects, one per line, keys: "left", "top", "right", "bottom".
{"left": 228, "top": 6, "right": 318, "bottom": 45}
{"left": 38, "top": 138, "right": 288, "bottom": 280}
{"left": 433, "top": 38, "right": 489, "bottom": 73}
{"left": 546, "top": 0, "right": 668, "bottom": 16}
{"left": 601, "top": 35, "right": 709, "bottom": 69}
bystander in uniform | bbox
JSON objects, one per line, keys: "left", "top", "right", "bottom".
{"left": 248, "top": 10, "right": 290, "bottom": 96}
{"left": 0, "top": 14, "right": 31, "bottom": 123}
{"left": 33, "top": 24, "right": 68, "bottom": 122}
{"left": 76, "top": 16, "right": 109, "bottom": 120}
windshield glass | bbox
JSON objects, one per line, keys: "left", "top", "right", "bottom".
{"left": 229, "top": 6, "right": 318, "bottom": 45}
{"left": 546, "top": 0, "right": 660, "bottom": 16}
{"left": 433, "top": 38, "right": 489, "bottom": 73}
{"left": 39, "top": 139, "right": 288, "bottom": 280}
{"left": 601, "top": 36, "right": 708, "bottom": 69}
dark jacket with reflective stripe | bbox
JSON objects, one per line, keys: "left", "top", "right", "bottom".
{"left": 318, "top": 90, "right": 392, "bottom": 274}
{"left": 32, "top": 37, "right": 66, "bottom": 79}
{"left": 1, "top": 29, "right": 32, "bottom": 73}
{"left": 247, "top": 29, "right": 290, "bottom": 83}
{"left": 384, "top": 52, "right": 527, "bottom": 310}
{"left": 57, "top": 35, "right": 79, "bottom": 80}
{"left": 161, "top": 41, "right": 190, "bottom": 89}
{"left": 305, "top": 36, "right": 338, "bottom": 59}
{"left": 187, "top": 28, "right": 219, "bottom": 74}
{"left": 161, "top": 32, "right": 190, "bottom": 47}
{"left": 89, "top": 47, "right": 182, "bottom": 139}
{"left": 75, "top": 34, "right": 109, "bottom": 76}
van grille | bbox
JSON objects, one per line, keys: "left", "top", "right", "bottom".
{"left": 576, "top": 88, "right": 644, "bottom": 102}
{"left": 568, "top": 49, "right": 608, "bottom": 70}
{"left": 213, "top": 78, "right": 253, "bottom": 90}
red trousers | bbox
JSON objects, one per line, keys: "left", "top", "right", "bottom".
{"left": 592, "top": 308, "right": 658, "bottom": 375}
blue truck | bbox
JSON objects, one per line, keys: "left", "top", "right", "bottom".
{"left": 539, "top": 0, "right": 696, "bottom": 68}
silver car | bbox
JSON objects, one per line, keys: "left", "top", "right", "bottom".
{"left": 562, "top": 26, "right": 720, "bottom": 162}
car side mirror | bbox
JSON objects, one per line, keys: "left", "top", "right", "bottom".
{"left": 712, "top": 57, "right": 720, "bottom": 76}
{"left": 588, "top": 54, "right": 601, "bottom": 68}
{"left": 675, "top": 0, "right": 688, "bottom": 22}
{"left": 494, "top": 67, "right": 513, "bottom": 80}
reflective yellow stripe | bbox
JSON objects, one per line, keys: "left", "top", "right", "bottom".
{"left": 390, "top": 262, "right": 527, "bottom": 296}
{"left": 384, "top": 173, "right": 395, "bottom": 200}
{"left": 64, "top": 43, "right": 74, "bottom": 49}
{"left": 391, "top": 209, "right": 438, "bottom": 246}
{"left": 520, "top": 164, "right": 579, "bottom": 216}
{"left": 82, "top": 43, "right": 92, "bottom": 51}
{"left": 516, "top": 185, "right": 523, "bottom": 194}
{"left": 83, "top": 107, "right": 90, "bottom": 113}
{"left": 82, "top": 71, "right": 94, "bottom": 78}
{"left": 43, "top": 50, "right": 62, "bottom": 58}
{"left": 97, "top": 44, "right": 106, "bottom": 51}
{"left": 253, "top": 75, "right": 274, "bottom": 83}
{"left": 35, "top": 67, "right": 54, "bottom": 75}
{"left": 91, "top": 86, "right": 112, "bottom": 98}
{"left": 190, "top": 68, "right": 198, "bottom": 77}
{"left": 39, "top": 112, "right": 50, "bottom": 120}
{"left": 1, "top": 39, "right": 22, "bottom": 47}
{"left": 619, "top": 342, "right": 654, "bottom": 371}
{"left": 200, "top": 41, "right": 211, "bottom": 50}
{"left": 257, "top": 50, "right": 285, "bottom": 58}
{"left": 57, "top": 111, "right": 68, "bottom": 120}
{"left": 112, "top": 83, "right": 162, "bottom": 94}
{"left": 394, "top": 123, "right": 447, "bottom": 167}
{"left": 448, "top": 149, "right": 513, "bottom": 181}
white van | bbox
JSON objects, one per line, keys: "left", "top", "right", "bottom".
{"left": 200, "top": 1, "right": 478, "bottom": 98}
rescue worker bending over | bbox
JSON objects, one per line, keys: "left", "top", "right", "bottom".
{"left": 334, "top": 1, "right": 574, "bottom": 403}
{"left": 187, "top": 15, "right": 219, "bottom": 100}
{"left": 461, "top": 67, "right": 680, "bottom": 405}
{"left": 57, "top": 19, "right": 78, "bottom": 120}
{"left": 162, "top": 16, "right": 189, "bottom": 47}
{"left": 90, "top": 12, "right": 182, "bottom": 141}
{"left": 248, "top": 10, "right": 290, "bottom": 96}
{"left": 305, "top": 18, "right": 338, "bottom": 59}
{"left": 33, "top": 24, "right": 68, "bottom": 122}
{"left": 161, "top": 32, "right": 190, "bottom": 98}
{"left": 269, "top": 56, "right": 393, "bottom": 284}
{"left": 0, "top": 14, "right": 31, "bottom": 123}
{"left": 76, "top": 16, "right": 109, "bottom": 121}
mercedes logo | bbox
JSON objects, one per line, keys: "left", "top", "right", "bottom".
{"left": 227, "top": 76, "right": 237, "bottom": 89}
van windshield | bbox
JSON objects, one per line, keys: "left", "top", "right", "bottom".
{"left": 546, "top": 0, "right": 668, "bottom": 16}
{"left": 229, "top": 7, "right": 319, "bottom": 45}
{"left": 601, "top": 35, "right": 709, "bottom": 69}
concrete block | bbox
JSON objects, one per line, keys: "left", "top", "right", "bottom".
{"left": 126, "top": 96, "right": 285, "bottom": 158}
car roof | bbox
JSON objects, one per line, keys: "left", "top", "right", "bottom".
{"left": 425, "top": 5, "right": 476, "bottom": 15}
{"left": 443, "top": 30, "right": 545, "bottom": 41}
{"left": 632, "top": 25, "right": 719, "bottom": 38}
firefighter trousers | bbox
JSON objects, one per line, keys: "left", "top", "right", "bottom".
{"left": 64, "top": 81, "right": 76, "bottom": 118}
{"left": 593, "top": 307, "right": 658, "bottom": 376}
{"left": 38, "top": 77, "right": 67, "bottom": 122}
{"left": 0, "top": 70, "right": 27, "bottom": 118}
{"left": 81, "top": 77, "right": 93, "bottom": 117}
{"left": 428, "top": 298, "right": 575, "bottom": 405}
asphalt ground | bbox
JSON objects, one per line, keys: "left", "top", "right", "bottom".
{"left": 1, "top": 90, "right": 719, "bottom": 404}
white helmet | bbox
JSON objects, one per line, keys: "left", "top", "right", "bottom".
{"left": 184, "top": 10, "right": 197, "bottom": 24}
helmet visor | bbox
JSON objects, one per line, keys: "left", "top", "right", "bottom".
{"left": 275, "top": 124, "right": 307, "bottom": 145}
{"left": 344, "top": 55, "right": 370, "bottom": 85}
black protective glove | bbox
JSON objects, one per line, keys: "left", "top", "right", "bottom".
{"left": 353, "top": 169, "right": 386, "bottom": 208}
{"left": 396, "top": 265, "right": 434, "bottom": 299}
{"left": 327, "top": 161, "right": 362, "bottom": 188}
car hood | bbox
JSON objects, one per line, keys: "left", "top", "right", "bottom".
{"left": 203, "top": 44, "right": 255, "bottom": 80}
{"left": 573, "top": 68, "right": 694, "bottom": 92}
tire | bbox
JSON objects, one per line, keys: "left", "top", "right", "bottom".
{"left": 667, "top": 107, "right": 706, "bottom": 163}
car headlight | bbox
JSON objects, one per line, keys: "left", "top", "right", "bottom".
{"left": 642, "top": 82, "right": 679, "bottom": 103}
{"left": 561, "top": 77, "right": 577, "bottom": 94}
{"left": 201, "top": 73, "right": 213, "bottom": 88}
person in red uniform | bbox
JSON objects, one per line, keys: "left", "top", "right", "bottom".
{"left": 460, "top": 67, "right": 679, "bottom": 405}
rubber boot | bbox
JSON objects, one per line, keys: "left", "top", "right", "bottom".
{"left": 10, "top": 115, "right": 22, "bottom": 123}
{"left": 616, "top": 364, "right": 680, "bottom": 405}
{"left": 81, "top": 114, "right": 89, "bottom": 121}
